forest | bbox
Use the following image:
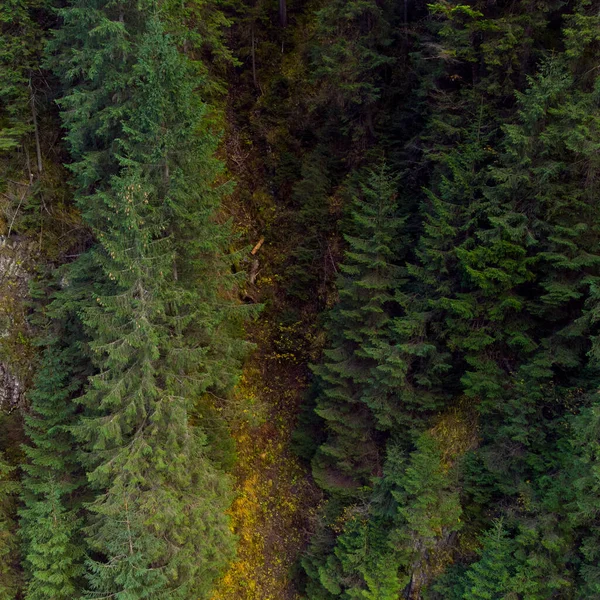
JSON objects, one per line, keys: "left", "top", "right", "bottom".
{"left": 1, "top": 0, "right": 600, "bottom": 598}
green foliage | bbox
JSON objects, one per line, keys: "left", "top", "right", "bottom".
{"left": 0, "top": 451, "right": 21, "bottom": 600}
{"left": 161, "top": 0, "right": 238, "bottom": 98}
{"left": 303, "top": 0, "right": 600, "bottom": 598}
{"left": 2, "top": 0, "right": 600, "bottom": 598}
{"left": 311, "top": 165, "right": 404, "bottom": 495}
{"left": 304, "top": 432, "right": 462, "bottom": 599}
{"left": 0, "top": 0, "right": 44, "bottom": 152}
{"left": 42, "top": 1, "right": 252, "bottom": 597}
{"left": 284, "top": 148, "right": 333, "bottom": 302}
{"left": 461, "top": 520, "right": 516, "bottom": 600}
{"left": 310, "top": 0, "right": 395, "bottom": 133}
{"left": 391, "top": 434, "right": 462, "bottom": 560}
{"left": 19, "top": 272, "right": 96, "bottom": 600}
{"left": 568, "top": 401, "right": 600, "bottom": 597}
{"left": 20, "top": 347, "right": 87, "bottom": 599}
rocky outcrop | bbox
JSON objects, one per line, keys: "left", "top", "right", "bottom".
{"left": 0, "top": 364, "right": 22, "bottom": 412}
{"left": 0, "top": 235, "right": 36, "bottom": 411}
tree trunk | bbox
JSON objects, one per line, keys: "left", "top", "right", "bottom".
{"left": 251, "top": 24, "right": 258, "bottom": 89}
{"left": 279, "top": 0, "right": 287, "bottom": 27}
{"left": 29, "top": 80, "right": 42, "bottom": 176}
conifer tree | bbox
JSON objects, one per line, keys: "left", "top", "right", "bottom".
{"left": 0, "top": 451, "right": 21, "bottom": 600}
{"left": 46, "top": 2, "right": 250, "bottom": 597}
{"left": 310, "top": 0, "right": 395, "bottom": 141}
{"left": 302, "top": 0, "right": 590, "bottom": 592}
{"left": 20, "top": 308, "right": 90, "bottom": 600}
{"left": 311, "top": 165, "right": 404, "bottom": 495}
{"left": 0, "top": 0, "right": 44, "bottom": 154}
{"left": 461, "top": 520, "right": 516, "bottom": 600}
{"left": 462, "top": 10, "right": 600, "bottom": 478}
{"left": 428, "top": 5, "right": 600, "bottom": 597}
{"left": 285, "top": 148, "right": 333, "bottom": 302}
{"left": 388, "top": 434, "right": 462, "bottom": 597}
{"left": 304, "top": 432, "right": 462, "bottom": 599}
{"left": 160, "top": 0, "right": 238, "bottom": 98}
{"left": 5, "top": 0, "right": 600, "bottom": 595}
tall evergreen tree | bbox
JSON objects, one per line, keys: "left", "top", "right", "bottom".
{"left": 42, "top": 2, "right": 251, "bottom": 597}
{"left": 0, "top": 0, "right": 44, "bottom": 154}
{"left": 5, "top": 0, "right": 600, "bottom": 596}
{"left": 0, "top": 450, "right": 21, "bottom": 600}
{"left": 311, "top": 165, "right": 404, "bottom": 495}
{"left": 461, "top": 520, "right": 516, "bottom": 600}
{"left": 301, "top": 0, "right": 600, "bottom": 596}
{"left": 309, "top": 0, "right": 395, "bottom": 143}
{"left": 303, "top": 431, "right": 462, "bottom": 599}
{"left": 19, "top": 279, "right": 93, "bottom": 600}
{"left": 284, "top": 147, "right": 333, "bottom": 302}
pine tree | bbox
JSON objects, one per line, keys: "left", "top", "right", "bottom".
{"left": 46, "top": 2, "right": 250, "bottom": 597}
{"left": 0, "top": 0, "right": 44, "bottom": 153}
{"left": 309, "top": 0, "right": 395, "bottom": 142}
{"left": 0, "top": 451, "right": 21, "bottom": 600}
{"left": 302, "top": 440, "right": 407, "bottom": 600}
{"left": 460, "top": 520, "right": 516, "bottom": 600}
{"left": 311, "top": 165, "right": 404, "bottom": 495}
{"left": 330, "top": 514, "right": 404, "bottom": 600}
{"left": 20, "top": 310, "right": 90, "bottom": 599}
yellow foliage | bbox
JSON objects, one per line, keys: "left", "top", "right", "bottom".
{"left": 428, "top": 400, "right": 480, "bottom": 471}
{"left": 210, "top": 319, "right": 320, "bottom": 600}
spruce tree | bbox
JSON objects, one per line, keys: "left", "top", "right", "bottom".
{"left": 309, "top": 0, "right": 395, "bottom": 142}
{"left": 20, "top": 310, "right": 90, "bottom": 599}
{"left": 568, "top": 401, "right": 600, "bottom": 598}
{"left": 311, "top": 165, "right": 404, "bottom": 495}
{"left": 0, "top": 0, "right": 44, "bottom": 153}
{"left": 0, "top": 451, "right": 20, "bottom": 600}
{"left": 304, "top": 432, "right": 462, "bottom": 599}
{"left": 46, "top": 2, "right": 250, "bottom": 597}
{"left": 463, "top": 12, "right": 600, "bottom": 486}
{"left": 388, "top": 434, "right": 462, "bottom": 597}
{"left": 302, "top": 0, "right": 592, "bottom": 594}
{"left": 462, "top": 520, "right": 516, "bottom": 600}
{"left": 284, "top": 148, "right": 333, "bottom": 302}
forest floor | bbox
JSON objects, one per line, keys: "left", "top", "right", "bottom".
{"left": 209, "top": 99, "right": 324, "bottom": 598}
{"left": 210, "top": 310, "right": 321, "bottom": 600}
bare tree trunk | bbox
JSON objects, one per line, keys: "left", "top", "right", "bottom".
{"left": 29, "top": 79, "right": 42, "bottom": 176}
{"left": 251, "top": 24, "right": 258, "bottom": 89}
{"left": 279, "top": 0, "right": 287, "bottom": 27}
{"left": 24, "top": 143, "right": 32, "bottom": 183}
